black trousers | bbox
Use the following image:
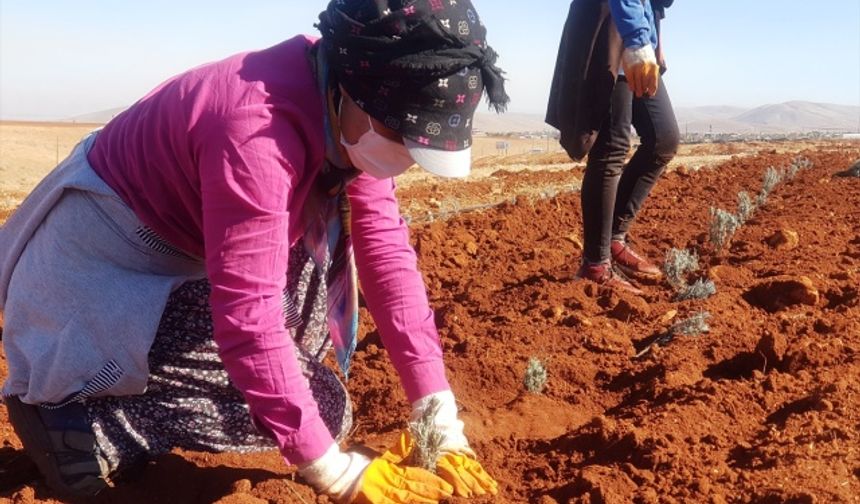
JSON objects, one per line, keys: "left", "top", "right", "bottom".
{"left": 581, "top": 75, "right": 680, "bottom": 263}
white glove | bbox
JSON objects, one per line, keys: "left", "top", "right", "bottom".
{"left": 298, "top": 444, "right": 370, "bottom": 503}
{"left": 410, "top": 390, "right": 473, "bottom": 456}
{"left": 621, "top": 44, "right": 660, "bottom": 98}
{"left": 409, "top": 391, "right": 499, "bottom": 498}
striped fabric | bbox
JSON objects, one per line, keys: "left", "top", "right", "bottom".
{"left": 42, "top": 360, "right": 125, "bottom": 410}
{"left": 282, "top": 293, "right": 304, "bottom": 329}
{"left": 135, "top": 226, "right": 192, "bottom": 259}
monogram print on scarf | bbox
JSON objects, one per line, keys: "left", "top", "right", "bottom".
{"left": 458, "top": 20, "right": 470, "bottom": 36}
{"left": 426, "top": 122, "right": 443, "bottom": 136}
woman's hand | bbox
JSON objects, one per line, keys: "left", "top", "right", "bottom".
{"left": 382, "top": 431, "right": 499, "bottom": 498}
{"left": 621, "top": 44, "right": 660, "bottom": 98}
{"left": 355, "top": 457, "right": 454, "bottom": 504}
{"left": 299, "top": 445, "right": 453, "bottom": 504}
{"left": 379, "top": 390, "right": 500, "bottom": 498}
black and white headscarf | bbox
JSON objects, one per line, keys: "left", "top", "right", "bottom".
{"left": 317, "top": 0, "right": 509, "bottom": 153}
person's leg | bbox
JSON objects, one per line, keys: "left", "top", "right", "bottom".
{"left": 2, "top": 186, "right": 203, "bottom": 497}
{"left": 86, "top": 247, "right": 352, "bottom": 477}
{"left": 609, "top": 75, "right": 679, "bottom": 278}
{"left": 577, "top": 78, "right": 643, "bottom": 293}
{"left": 611, "top": 75, "right": 680, "bottom": 242}
{"left": 581, "top": 78, "right": 634, "bottom": 264}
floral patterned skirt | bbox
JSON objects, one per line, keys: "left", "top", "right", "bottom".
{"left": 85, "top": 245, "right": 352, "bottom": 474}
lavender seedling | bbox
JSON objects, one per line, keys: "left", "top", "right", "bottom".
{"left": 709, "top": 207, "right": 740, "bottom": 254}
{"left": 635, "top": 311, "right": 712, "bottom": 358}
{"left": 669, "top": 311, "right": 712, "bottom": 337}
{"left": 408, "top": 398, "right": 445, "bottom": 472}
{"left": 762, "top": 166, "right": 782, "bottom": 193}
{"left": 785, "top": 160, "right": 801, "bottom": 180}
{"left": 523, "top": 357, "right": 548, "bottom": 394}
{"left": 756, "top": 167, "right": 782, "bottom": 206}
{"left": 790, "top": 156, "right": 813, "bottom": 177}
{"left": 735, "top": 191, "right": 756, "bottom": 224}
{"left": 663, "top": 248, "right": 700, "bottom": 290}
{"left": 675, "top": 279, "right": 717, "bottom": 301}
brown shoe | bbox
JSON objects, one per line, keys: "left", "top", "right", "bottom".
{"left": 575, "top": 261, "right": 643, "bottom": 295}
{"left": 611, "top": 240, "right": 663, "bottom": 279}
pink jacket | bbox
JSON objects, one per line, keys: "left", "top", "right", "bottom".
{"left": 87, "top": 36, "right": 450, "bottom": 464}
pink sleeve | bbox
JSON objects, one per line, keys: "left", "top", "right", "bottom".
{"left": 347, "top": 173, "right": 450, "bottom": 403}
{"left": 197, "top": 112, "right": 333, "bottom": 465}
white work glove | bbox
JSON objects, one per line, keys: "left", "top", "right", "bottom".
{"left": 298, "top": 443, "right": 454, "bottom": 503}
{"left": 621, "top": 44, "right": 660, "bottom": 98}
{"left": 298, "top": 445, "right": 370, "bottom": 502}
{"left": 397, "top": 391, "right": 499, "bottom": 498}
{"left": 409, "top": 391, "right": 472, "bottom": 456}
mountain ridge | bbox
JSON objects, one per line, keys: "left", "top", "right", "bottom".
{"left": 59, "top": 101, "right": 860, "bottom": 135}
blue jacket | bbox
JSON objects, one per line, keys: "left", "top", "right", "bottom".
{"left": 609, "top": 0, "right": 658, "bottom": 49}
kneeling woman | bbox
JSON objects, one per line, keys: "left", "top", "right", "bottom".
{"left": 0, "top": 1, "right": 507, "bottom": 502}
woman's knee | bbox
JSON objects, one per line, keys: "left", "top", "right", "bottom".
{"left": 587, "top": 141, "right": 631, "bottom": 177}
{"left": 642, "top": 126, "right": 680, "bottom": 165}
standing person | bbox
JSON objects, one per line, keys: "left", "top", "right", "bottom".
{"left": 547, "top": 0, "right": 680, "bottom": 294}
{"left": 0, "top": 1, "right": 507, "bottom": 502}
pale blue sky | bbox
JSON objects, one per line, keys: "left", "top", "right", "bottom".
{"left": 1, "top": 1, "right": 859, "bottom": 120}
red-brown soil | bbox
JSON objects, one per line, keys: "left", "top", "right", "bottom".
{"left": 2, "top": 143, "right": 860, "bottom": 503}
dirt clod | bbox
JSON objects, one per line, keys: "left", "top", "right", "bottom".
{"left": 766, "top": 228, "right": 799, "bottom": 250}
{"left": 572, "top": 465, "right": 638, "bottom": 504}
{"left": 230, "top": 479, "right": 253, "bottom": 494}
{"left": 212, "top": 494, "right": 267, "bottom": 504}
{"left": 607, "top": 296, "right": 650, "bottom": 321}
{"left": 756, "top": 331, "right": 789, "bottom": 368}
{"left": 11, "top": 486, "right": 35, "bottom": 504}
{"left": 744, "top": 276, "right": 819, "bottom": 312}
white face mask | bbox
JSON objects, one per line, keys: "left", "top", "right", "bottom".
{"left": 340, "top": 116, "right": 415, "bottom": 180}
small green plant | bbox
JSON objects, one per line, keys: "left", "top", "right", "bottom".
{"left": 735, "top": 191, "right": 756, "bottom": 224}
{"left": 523, "top": 357, "right": 548, "bottom": 394}
{"left": 675, "top": 279, "right": 717, "bottom": 301}
{"left": 635, "top": 311, "right": 712, "bottom": 358}
{"left": 756, "top": 167, "right": 782, "bottom": 206}
{"left": 784, "top": 159, "right": 801, "bottom": 179}
{"left": 762, "top": 166, "right": 782, "bottom": 193}
{"left": 408, "top": 398, "right": 445, "bottom": 472}
{"left": 709, "top": 207, "right": 740, "bottom": 253}
{"left": 669, "top": 311, "right": 712, "bottom": 337}
{"left": 790, "top": 156, "right": 813, "bottom": 178}
{"left": 663, "top": 248, "right": 699, "bottom": 289}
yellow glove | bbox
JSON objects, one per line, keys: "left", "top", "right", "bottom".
{"left": 382, "top": 432, "right": 499, "bottom": 498}
{"left": 621, "top": 44, "right": 660, "bottom": 98}
{"left": 355, "top": 457, "right": 453, "bottom": 504}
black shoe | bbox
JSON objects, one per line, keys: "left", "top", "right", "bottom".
{"left": 4, "top": 396, "right": 109, "bottom": 497}
{"left": 0, "top": 447, "right": 40, "bottom": 492}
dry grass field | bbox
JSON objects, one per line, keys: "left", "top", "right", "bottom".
{"left": 0, "top": 120, "right": 824, "bottom": 205}
{"left": 0, "top": 122, "right": 101, "bottom": 213}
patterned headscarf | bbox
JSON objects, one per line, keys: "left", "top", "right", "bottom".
{"left": 317, "top": 0, "right": 509, "bottom": 153}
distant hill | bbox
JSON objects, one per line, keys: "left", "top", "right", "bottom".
{"left": 58, "top": 101, "right": 859, "bottom": 134}
{"left": 734, "top": 101, "right": 859, "bottom": 132}
{"left": 476, "top": 101, "right": 858, "bottom": 135}
{"left": 63, "top": 107, "right": 127, "bottom": 124}
{"left": 676, "top": 101, "right": 859, "bottom": 134}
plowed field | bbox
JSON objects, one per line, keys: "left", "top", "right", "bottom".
{"left": 2, "top": 142, "right": 859, "bottom": 503}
